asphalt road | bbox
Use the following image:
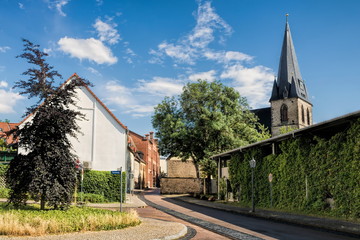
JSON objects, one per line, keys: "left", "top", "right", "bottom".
{"left": 154, "top": 194, "right": 358, "bottom": 240}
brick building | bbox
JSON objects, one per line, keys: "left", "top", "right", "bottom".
{"left": 129, "top": 131, "right": 160, "bottom": 188}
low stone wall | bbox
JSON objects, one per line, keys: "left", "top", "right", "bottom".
{"left": 160, "top": 177, "right": 202, "bottom": 194}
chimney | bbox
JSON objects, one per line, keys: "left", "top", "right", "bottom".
{"left": 149, "top": 132, "right": 154, "bottom": 140}
{"left": 145, "top": 134, "right": 150, "bottom": 140}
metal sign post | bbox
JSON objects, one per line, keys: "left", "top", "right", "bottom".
{"left": 111, "top": 169, "right": 123, "bottom": 212}
{"left": 81, "top": 168, "right": 84, "bottom": 203}
{"left": 120, "top": 167, "right": 123, "bottom": 212}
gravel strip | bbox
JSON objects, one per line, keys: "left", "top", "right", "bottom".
{"left": 0, "top": 218, "right": 187, "bottom": 240}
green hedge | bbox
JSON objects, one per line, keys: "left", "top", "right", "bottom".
{"left": 229, "top": 119, "right": 360, "bottom": 219}
{"left": 76, "top": 192, "right": 107, "bottom": 203}
{"left": 82, "top": 170, "right": 126, "bottom": 202}
{"left": 0, "top": 165, "right": 7, "bottom": 177}
{"left": 2, "top": 166, "right": 127, "bottom": 203}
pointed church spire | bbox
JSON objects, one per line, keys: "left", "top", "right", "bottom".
{"left": 270, "top": 15, "right": 311, "bottom": 103}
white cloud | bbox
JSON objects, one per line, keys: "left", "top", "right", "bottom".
{"left": 189, "top": 1, "right": 232, "bottom": 48}
{"left": 123, "top": 48, "right": 136, "bottom": 64}
{"left": 204, "top": 50, "right": 253, "bottom": 63}
{"left": 0, "top": 81, "right": 8, "bottom": 88}
{"left": 58, "top": 37, "right": 117, "bottom": 64}
{"left": 87, "top": 67, "right": 102, "bottom": 76}
{"left": 0, "top": 89, "right": 24, "bottom": 113}
{"left": 157, "top": 42, "right": 196, "bottom": 64}
{"left": 48, "top": 0, "right": 69, "bottom": 17}
{"left": 225, "top": 51, "right": 253, "bottom": 62}
{"left": 150, "top": 1, "right": 232, "bottom": 65}
{"left": 137, "top": 77, "right": 184, "bottom": 97}
{"left": 104, "top": 81, "right": 155, "bottom": 117}
{"left": 18, "top": 2, "right": 24, "bottom": 9}
{"left": 125, "top": 48, "right": 136, "bottom": 56}
{"left": 188, "top": 70, "right": 216, "bottom": 82}
{"left": 43, "top": 48, "right": 53, "bottom": 54}
{"left": 103, "top": 77, "right": 185, "bottom": 117}
{"left": 96, "top": 0, "right": 103, "bottom": 6}
{"left": 93, "top": 18, "right": 121, "bottom": 45}
{"left": 220, "top": 64, "right": 274, "bottom": 107}
{"left": 0, "top": 46, "right": 10, "bottom": 53}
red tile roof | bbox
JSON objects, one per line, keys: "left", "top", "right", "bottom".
{"left": 0, "top": 122, "right": 19, "bottom": 145}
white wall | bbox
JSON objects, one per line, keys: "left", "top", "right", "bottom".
{"left": 19, "top": 85, "right": 129, "bottom": 173}
{"left": 160, "top": 156, "right": 168, "bottom": 175}
{"left": 71, "top": 86, "right": 128, "bottom": 171}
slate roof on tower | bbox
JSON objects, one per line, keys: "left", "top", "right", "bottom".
{"left": 270, "top": 18, "right": 311, "bottom": 104}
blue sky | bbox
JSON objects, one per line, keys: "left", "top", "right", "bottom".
{"left": 0, "top": 0, "right": 359, "bottom": 135}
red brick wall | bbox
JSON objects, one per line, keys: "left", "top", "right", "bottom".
{"left": 130, "top": 131, "right": 160, "bottom": 188}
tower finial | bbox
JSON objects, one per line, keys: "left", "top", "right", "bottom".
{"left": 286, "top": 13, "right": 289, "bottom": 23}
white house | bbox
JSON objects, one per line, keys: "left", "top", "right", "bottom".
{"left": 20, "top": 74, "right": 131, "bottom": 174}
{"left": 69, "top": 74, "right": 128, "bottom": 172}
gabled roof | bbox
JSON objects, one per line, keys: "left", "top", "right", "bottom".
{"left": 127, "top": 134, "right": 146, "bottom": 164}
{"left": 0, "top": 122, "right": 19, "bottom": 145}
{"left": 250, "top": 107, "right": 271, "bottom": 130}
{"left": 270, "top": 19, "right": 311, "bottom": 104}
{"left": 21, "top": 73, "right": 128, "bottom": 130}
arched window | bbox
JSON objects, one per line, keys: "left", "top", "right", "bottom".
{"left": 307, "top": 108, "right": 311, "bottom": 125}
{"left": 280, "top": 104, "right": 288, "bottom": 123}
{"left": 301, "top": 105, "right": 305, "bottom": 123}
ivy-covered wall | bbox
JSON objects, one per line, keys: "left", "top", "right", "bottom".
{"left": 229, "top": 119, "right": 360, "bottom": 219}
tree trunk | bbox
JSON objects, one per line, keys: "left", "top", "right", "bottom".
{"left": 194, "top": 161, "right": 200, "bottom": 178}
{"left": 191, "top": 155, "right": 200, "bottom": 178}
{"left": 40, "top": 194, "right": 46, "bottom": 210}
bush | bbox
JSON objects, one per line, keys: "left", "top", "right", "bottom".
{"left": 0, "top": 165, "right": 8, "bottom": 177}
{"left": 0, "top": 188, "right": 9, "bottom": 198}
{"left": 82, "top": 170, "right": 126, "bottom": 202}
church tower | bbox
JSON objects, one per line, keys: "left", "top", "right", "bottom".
{"left": 270, "top": 16, "right": 313, "bottom": 136}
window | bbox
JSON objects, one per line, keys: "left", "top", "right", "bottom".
{"left": 307, "top": 108, "right": 311, "bottom": 125}
{"left": 301, "top": 105, "right": 305, "bottom": 123}
{"left": 298, "top": 79, "right": 305, "bottom": 90}
{"left": 280, "top": 104, "right": 288, "bottom": 123}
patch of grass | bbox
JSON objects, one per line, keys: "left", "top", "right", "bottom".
{"left": 0, "top": 203, "right": 141, "bottom": 236}
{"left": 0, "top": 188, "right": 9, "bottom": 198}
{"left": 76, "top": 192, "right": 108, "bottom": 203}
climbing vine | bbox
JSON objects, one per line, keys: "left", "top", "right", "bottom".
{"left": 229, "top": 119, "right": 360, "bottom": 219}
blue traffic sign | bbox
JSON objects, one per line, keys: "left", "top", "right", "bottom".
{"left": 111, "top": 171, "right": 120, "bottom": 174}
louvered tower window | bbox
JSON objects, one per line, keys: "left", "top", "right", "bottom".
{"left": 301, "top": 105, "right": 305, "bottom": 123}
{"left": 280, "top": 104, "right": 288, "bottom": 123}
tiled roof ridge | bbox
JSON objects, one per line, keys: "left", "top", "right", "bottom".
{"left": 129, "top": 130, "right": 146, "bottom": 139}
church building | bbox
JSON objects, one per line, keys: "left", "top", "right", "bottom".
{"left": 253, "top": 17, "right": 313, "bottom": 136}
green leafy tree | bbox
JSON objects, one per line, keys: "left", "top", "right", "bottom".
{"left": 279, "top": 126, "right": 297, "bottom": 135}
{"left": 0, "top": 138, "right": 7, "bottom": 151}
{"left": 152, "top": 80, "right": 270, "bottom": 178}
{"left": 6, "top": 39, "right": 91, "bottom": 210}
